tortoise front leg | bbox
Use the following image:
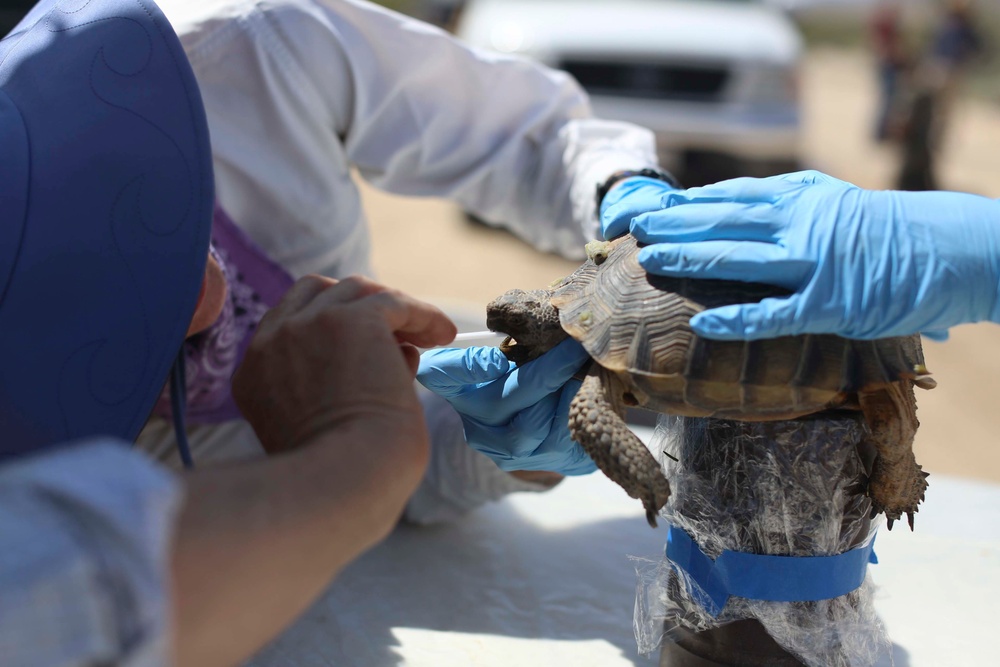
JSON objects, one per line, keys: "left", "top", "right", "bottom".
{"left": 568, "top": 367, "right": 671, "bottom": 527}
{"left": 859, "top": 381, "right": 929, "bottom": 530}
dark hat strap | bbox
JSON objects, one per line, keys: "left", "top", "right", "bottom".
{"left": 169, "top": 351, "right": 195, "bottom": 469}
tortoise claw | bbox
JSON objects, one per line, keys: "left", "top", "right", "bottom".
{"left": 645, "top": 507, "right": 659, "bottom": 529}
{"left": 907, "top": 511, "right": 915, "bottom": 531}
{"left": 886, "top": 517, "right": 895, "bottom": 531}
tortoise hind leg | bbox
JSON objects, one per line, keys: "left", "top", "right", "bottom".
{"left": 568, "top": 367, "right": 671, "bottom": 527}
{"left": 859, "top": 381, "right": 929, "bottom": 530}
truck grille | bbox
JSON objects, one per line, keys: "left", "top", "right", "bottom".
{"left": 559, "top": 60, "right": 729, "bottom": 101}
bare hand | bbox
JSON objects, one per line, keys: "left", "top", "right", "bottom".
{"left": 233, "top": 275, "right": 456, "bottom": 454}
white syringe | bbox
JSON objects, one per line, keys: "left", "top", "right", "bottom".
{"left": 451, "top": 330, "right": 506, "bottom": 344}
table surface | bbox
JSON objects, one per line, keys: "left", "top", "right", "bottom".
{"left": 245, "top": 425, "right": 1000, "bottom": 667}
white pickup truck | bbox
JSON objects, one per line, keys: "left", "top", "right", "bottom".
{"left": 454, "top": 0, "right": 805, "bottom": 184}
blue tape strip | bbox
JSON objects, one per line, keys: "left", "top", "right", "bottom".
{"left": 665, "top": 525, "right": 877, "bottom": 617}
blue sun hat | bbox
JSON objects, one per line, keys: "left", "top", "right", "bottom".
{"left": 0, "top": 0, "right": 214, "bottom": 461}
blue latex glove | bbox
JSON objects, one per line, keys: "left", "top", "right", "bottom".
{"left": 616, "top": 170, "right": 1000, "bottom": 340}
{"left": 600, "top": 176, "right": 681, "bottom": 239}
{"left": 417, "top": 340, "right": 597, "bottom": 476}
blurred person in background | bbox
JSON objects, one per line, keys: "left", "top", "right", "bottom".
{"left": 869, "top": 1, "right": 987, "bottom": 193}
{"left": 869, "top": 0, "right": 909, "bottom": 142}
{"left": 922, "top": 0, "right": 986, "bottom": 151}
{"left": 865, "top": 0, "right": 941, "bottom": 191}
{"left": 891, "top": 0, "right": 990, "bottom": 193}
{"left": 927, "top": 0, "right": 985, "bottom": 92}
{"left": 895, "top": 66, "right": 939, "bottom": 191}
{"left": 598, "top": 169, "right": 1000, "bottom": 344}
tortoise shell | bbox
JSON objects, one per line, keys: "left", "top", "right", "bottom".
{"left": 549, "top": 234, "right": 931, "bottom": 420}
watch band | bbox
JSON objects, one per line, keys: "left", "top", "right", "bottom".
{"left": 595, "top": 167, "right": 682, "bottom": 212}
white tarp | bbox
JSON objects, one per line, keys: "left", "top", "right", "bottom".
{"left": 247, "top": 427, "right": 1000, "bottom": 667}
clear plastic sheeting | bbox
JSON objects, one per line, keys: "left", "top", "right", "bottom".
{"left": 633, "top": 414, "right": 889, "bottom": 667}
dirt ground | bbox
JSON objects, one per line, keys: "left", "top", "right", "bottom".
{"left": 361, "top": 48, "right": 1000, "bottom": 485}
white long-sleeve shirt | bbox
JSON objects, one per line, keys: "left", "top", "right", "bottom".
{"left": 157, "top": 0, "right": 660, "bottom": 278}
{"left": 138, "top": 0, "right": 661, "bottom": 519}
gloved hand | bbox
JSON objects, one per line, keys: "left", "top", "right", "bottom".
{"left": 600, "top": 176, "right": 681, "bottom": 239}
{"left": 616, "top": 170, "right": 1000, "bottom": 340}
{"left": 417, "top": 340, "right": 597, "bottom": 476}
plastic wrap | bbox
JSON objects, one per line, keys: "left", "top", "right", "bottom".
{"left": 633, "top": 413, "right": 889, "bottom": 667}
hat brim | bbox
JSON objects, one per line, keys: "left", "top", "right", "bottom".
{"left": 0, "top": 0, "right": 214, "bottom": 459}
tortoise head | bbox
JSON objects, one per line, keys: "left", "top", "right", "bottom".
{"left": 486, "top": 288, "right": 568, "bottom": 364}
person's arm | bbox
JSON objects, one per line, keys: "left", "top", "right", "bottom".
{"left": 171, "top": 274, "right": 455, "bottom": 667}
{"left": 308, "top": 0, "right": 662, "bottom": 254}
{"left": 1, "top": 396, "right": 445, "bottom": 667}
{"left": 167, "top": 0, "right": 661, "bottom": 258}
{"left": 0, "top": 280, "right": 459, "bottom": 667}
{"left": 171, "top": 417, "right": 425, "bottom": 666}
{"left": 600, "top": 170, "right": 1000, "bottom": 341}
{"left": 2, "top": 434, "right": 417, "bottom": 667}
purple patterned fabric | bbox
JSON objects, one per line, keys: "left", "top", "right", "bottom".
{"left": 153, "top": 205, "right": 295, "bottom": 423}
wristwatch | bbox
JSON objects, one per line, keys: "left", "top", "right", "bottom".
{"left": 595, "top": 167, "right": 682, "bottom": 212}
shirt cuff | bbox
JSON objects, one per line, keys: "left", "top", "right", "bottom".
{"left": 404, "top": 392, "right": 554, "bottom": 525}
{"left": 563, "top": 119, "right": 661, "bottom": 241}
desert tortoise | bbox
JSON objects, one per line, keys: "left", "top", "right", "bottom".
{"left": 487, "top": 234, "right": 934, "bottom": 528}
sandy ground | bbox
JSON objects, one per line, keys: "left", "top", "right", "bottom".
{"left": 361, "top": 48, "right": 1000, "bottom": 485}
